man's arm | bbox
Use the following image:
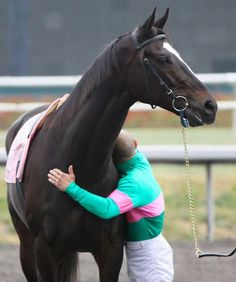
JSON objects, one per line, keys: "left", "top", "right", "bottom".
{"left": 65, "top": 182, "right": 120, "bottom": 219}
{"left": 48, "top": 166, "right": 120, "bottom": 219}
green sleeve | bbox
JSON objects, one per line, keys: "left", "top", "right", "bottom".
{"left": 65, "top": 182, "right": 120, "bottom": 219}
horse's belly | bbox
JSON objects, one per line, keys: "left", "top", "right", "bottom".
{"left": 59, "top": 208, "right": 125, "bottom": 252}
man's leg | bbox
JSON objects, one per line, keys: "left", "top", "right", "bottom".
{"left": 126, "top": 234, "right": 174, "bottom": 282}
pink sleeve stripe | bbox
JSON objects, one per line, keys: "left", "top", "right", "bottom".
{"left": 126, "top": 192, "right": 165, "bottom": 223}
{"left": 108, "top": 190, "right": 134, "bottom": 214}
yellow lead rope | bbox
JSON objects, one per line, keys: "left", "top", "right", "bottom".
{"left": 181, "top": 126, "right": 236, "bottom": 258}
{"left": 181, "top": 126, "right": 202, "bottom": 258}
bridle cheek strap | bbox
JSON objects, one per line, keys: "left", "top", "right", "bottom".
{"left": 142, "top": 57, "right": 173, "bottom": 110}
{"left": 143, "top": 58, "right": 175, "bottom": 99}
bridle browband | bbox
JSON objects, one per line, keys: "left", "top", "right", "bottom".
{"left": 131, "top": 28, "right": 189, "bottom": 127}
{"left": 132, "top": 32, "right": 167, "bottom": 51}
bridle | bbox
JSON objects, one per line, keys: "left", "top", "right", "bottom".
{"left": 132, "top": 28, "right": 236, "bottom": 258}
{"left": 131, "top": 28, "right": 189, "bottom": 127}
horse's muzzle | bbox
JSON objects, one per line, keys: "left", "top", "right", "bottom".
{"left": 185, "top": 98, "right": 218, "bottom": 127}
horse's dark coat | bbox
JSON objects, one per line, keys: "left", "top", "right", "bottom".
{"left": 6, "top": 8, "right": 217, "bottom": 282}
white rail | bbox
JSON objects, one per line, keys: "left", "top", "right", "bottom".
{"left": 2, "top": 145, "right": 236, "bottom": 165}
{"left": 0, "top": 72, "right": 236, "bottom": 86}
{"left": 0, "top": 75, "right": 82, "bottom": 87}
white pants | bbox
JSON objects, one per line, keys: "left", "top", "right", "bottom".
{"left": 125, "top": 234, "right": 174, "bottom": 282}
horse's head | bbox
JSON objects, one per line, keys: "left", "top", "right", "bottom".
{"left": 122, "top": 8, "right": 217, "bottom": 127}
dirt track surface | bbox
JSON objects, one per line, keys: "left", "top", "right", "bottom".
{"left": 0, "top": 240, "right": 235, "bottom": 282}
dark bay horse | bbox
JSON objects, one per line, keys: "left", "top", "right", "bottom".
{"left": 6, "top": 8, "right": 217, "bottom": 282}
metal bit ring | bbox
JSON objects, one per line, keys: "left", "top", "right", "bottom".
{"left": 172, "top": 96, "right": 189, "bottom": 112}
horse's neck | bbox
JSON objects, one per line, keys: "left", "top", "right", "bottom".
{"left": 63, "top": 78, "right": 132, "bottom": 174}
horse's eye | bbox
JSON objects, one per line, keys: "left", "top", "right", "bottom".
{"left": 157, "top": 56, "right": 172, "bottom": 66}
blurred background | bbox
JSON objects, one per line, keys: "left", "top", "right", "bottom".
{"left": 1, "top": 0, "right": 236, "bottom": 75}
{"left": 0, "top": 1, "right": 235, "bottom": 281}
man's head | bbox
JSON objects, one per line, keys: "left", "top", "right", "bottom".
{"left": 113, "top": 130, "right": 138, "bottom": 163}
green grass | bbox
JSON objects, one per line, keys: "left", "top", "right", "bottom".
{"left": 0, "top": 130, "right": 7, "bottom": 147}
{"left": 126, "top": 127, "right": 236, "bottom": 145}
{"left": 0, "top": 127, "right": 235, "bottom": 243}
{"left": 0, "top": 167, "right": 19, "bottom": 243}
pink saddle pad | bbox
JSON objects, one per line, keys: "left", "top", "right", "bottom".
{"left": 5, "top": 111, "right": 46, "bottom": 183}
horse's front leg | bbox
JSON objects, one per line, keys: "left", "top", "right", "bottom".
{"left": 93, "top": 241, "right": 124, "bottom": 282}
{"left": 34, "top": 232, "right": 79, "bottom": 282}
{"left": 34, "top": 234, "right": 59, "bottom": 282}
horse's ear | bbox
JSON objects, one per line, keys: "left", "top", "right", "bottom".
{"left": 139, "top": 7, "right": 156, "bottom": 37}
{"left": 154, "top": 8, "right": 169, "bottom": 29}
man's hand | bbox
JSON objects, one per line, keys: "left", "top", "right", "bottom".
{"left": 48, "top": 165, "right": 75, "bottom": 191}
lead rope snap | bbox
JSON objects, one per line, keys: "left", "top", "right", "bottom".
{"left": 180, "top": 110, "right": 189, "bottom": 128}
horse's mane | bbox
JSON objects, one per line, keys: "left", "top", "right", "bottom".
{"left": 73, "top": 40, "right": 120, "bottom": 96}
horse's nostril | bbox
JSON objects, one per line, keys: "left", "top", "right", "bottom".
{"left": 205, "top": 100, "right": 217, "bottom": 112}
